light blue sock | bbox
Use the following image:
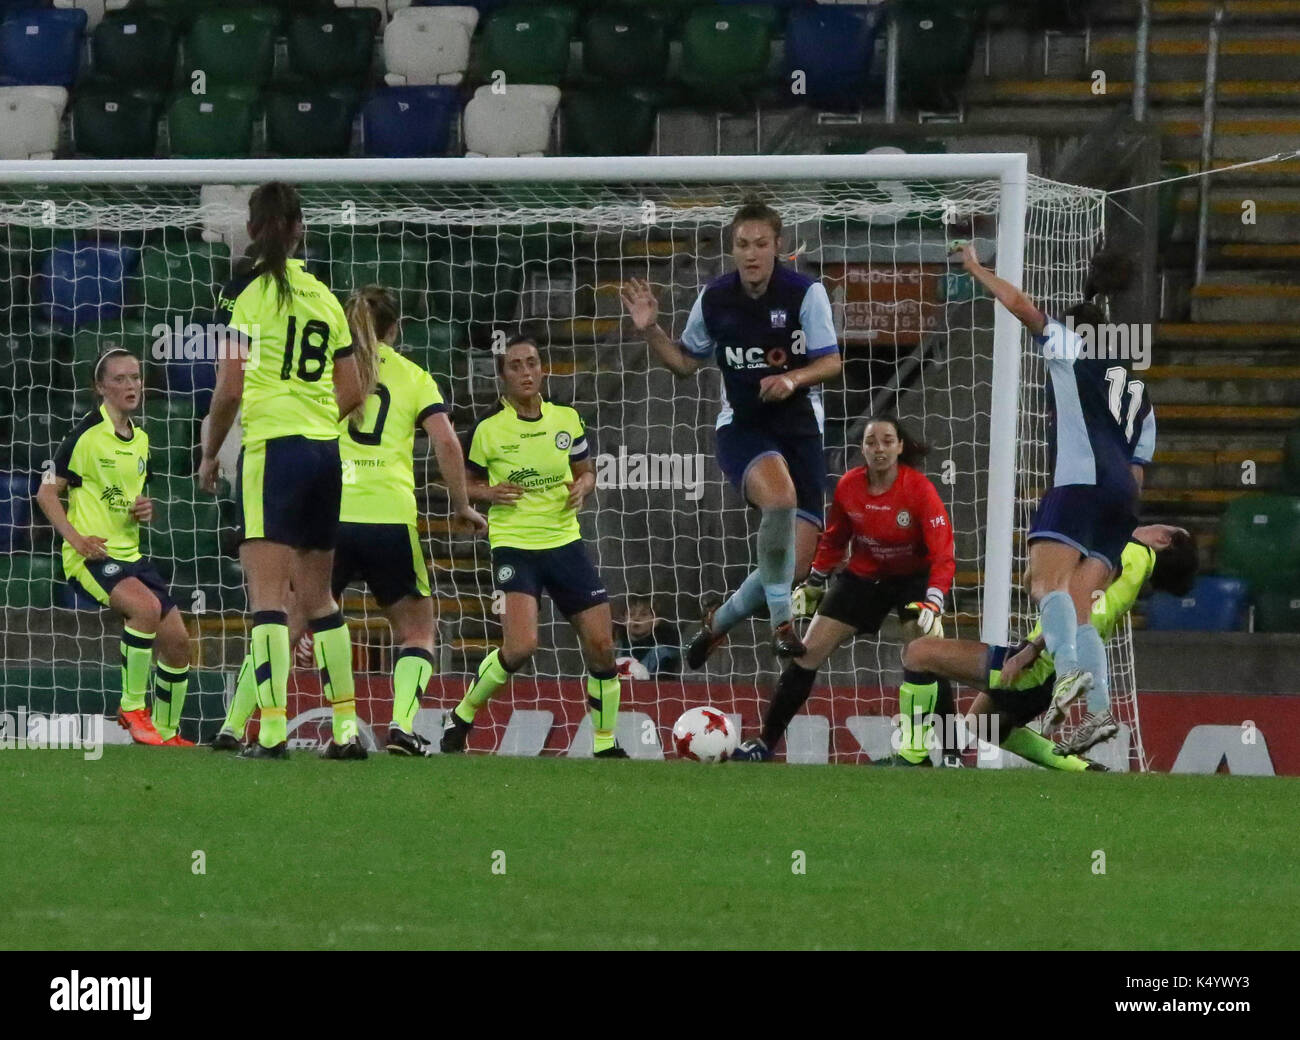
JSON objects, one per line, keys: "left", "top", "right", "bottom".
{"left": 1075, "top": 624, "right": 1110, "bottom": 711}
{"left": 713, "top": 570, "right": 767, "bottom": 634}
{"left": 1039, "top": 589, "right": 1079, "bottom": 676}
{"left": 756, "top": 506, "right": 797, "bottom": 627}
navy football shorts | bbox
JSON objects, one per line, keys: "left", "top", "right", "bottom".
{"left": 237, "top": 435, "right": 342, "bottom": 551}
{"left": 1027, "top": 484, "right": 1137, "bottom": 572}
{"left": 715, "top": 421, "right": 826, "bottom": 528}
{"left": 491, "top": 540, "right": 609, "bottom": 618}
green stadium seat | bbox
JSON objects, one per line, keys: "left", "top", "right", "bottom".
{"left": 679, "top": 5, "right": 773, "bottom": 107}
{"left": 1219, "top": 494, "right": 1300, "bottom": 594}
{"left": 285, "top": 9, "right": 380, "bottom": 85}
{"left": 562, "top": 88, "right": 656, "bottom": 156}
{"left": 71, "top": 89, "right": 162, "bottom": 159}
{"left": 165, "top": 87, "right": 258, "bottom": 158}
{"left": 0, "top": 552, "right": 57, "bottom": 608}
{"left": 1253, "top": 589, "right": 1300, "bottom": 633}
{"left": 130, "top": 240, "right": 232, "bottom": 325}
{"left": 1283, "top": 423, "right": 1300, "bottom": 493}
{"left": 90, "top": 12, "right": 179, "bottom": 90}
{"left": 141, "top": 393, "right": 197, "bottom": 479}
{"left": 70, "top": 320, "right": 155, "bottom": 373}
{"left": 183, "top": 8, "right": 279, "bottom": 88}
{"left": 427, "top": 236, "right": 524, "bottom": 329}
{"left": 265, "top": 87, "right": 359, "bottom": 158}
{"left": 399, "top": 320, "right": 468, "bottom": 383}
{"left": 897, "top": 2, "right": 976, "bottom": 110}
{"left": 476, "top": 5, "right": 572, "bottom": 85}
{"left": 331, "top": 236, "right": 429, "bottom": 318}
{"left": 581, "top": 8, "right": 668, "bottom": 84}
{"left": 148, "top": 475, "right": 222, "bottom": 562}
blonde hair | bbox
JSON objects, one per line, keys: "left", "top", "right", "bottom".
{"left": 343, "top": 285, "right": 398, "bottom": 424}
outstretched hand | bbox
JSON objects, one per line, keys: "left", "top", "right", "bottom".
{"left": 619, "top": 277, "right": 660, "bottom": 331}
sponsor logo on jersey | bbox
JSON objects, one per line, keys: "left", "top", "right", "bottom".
{"left": 723, "top": 345, "right": 783, "bottom": 370}
{"left": 896, "top": 509, "right": 912, "bottom": 528}
{"left": 520, "top": 430, "right": 546, "bottom": 438}
{"left": 100, "top": 485, "right": 128, "bottom": 510}
{"left": 555, "top": 431, "right": 572, "bottom": 450}
{"left": 497, "top": 564, "right": 515, "bottom": 584}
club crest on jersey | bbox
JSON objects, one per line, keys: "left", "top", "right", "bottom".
{"left": 555, "top": 431, "right": 571, "bottom": 450}
{"left": 103, "top": 563, "right": 121, "bottom": 577}
{"left": 769, "top": 308, "right": 787, "bottom": 328}
{"left": 137, "top": 458, "right": 146, "bottom": 475}
{"left": 896, "top": 509, "right": 912, "bottom": 529}
{"left": 496, "top": 564, "right": 515, "bottom": 585}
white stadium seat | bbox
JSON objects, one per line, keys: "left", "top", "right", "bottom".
{"left": 0, "top": 86, "right": 68, "bottom": 160}
{"left": 462, "top": 84, "right": 559, "bottom": 158}
{"left": 382, "top": 6, "right": 479, "bottom": 87}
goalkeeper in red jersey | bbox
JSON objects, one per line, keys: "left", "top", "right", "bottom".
{"left": 732, "top": 416, "right": 956, "bottom": 764}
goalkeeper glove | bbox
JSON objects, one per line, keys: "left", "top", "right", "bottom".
{"left": 902, "top": 594, "right": 945, "bottom": 638}
{"left": 792, "top": 571, "right": 829, "bottom": 618}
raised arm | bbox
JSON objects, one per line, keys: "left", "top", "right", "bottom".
{"left": 959, "top": 243, "right": 1047, "bottom": 336}
{"left": 620, "top": 277, "right": 701, "bottom": 378}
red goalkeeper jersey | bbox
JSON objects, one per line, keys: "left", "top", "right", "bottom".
{"left": 811, "top": 464, "right": 956, "bottom": 602}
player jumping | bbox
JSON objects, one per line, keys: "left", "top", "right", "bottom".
{"left": 621, "top": 199, "right": 842, "bottom": 662}
{"left": 959, "top": 244, "right": 1155, "bottom": 747}
{"left": 904, "top": 524, "right": 1196, "bottom": 767}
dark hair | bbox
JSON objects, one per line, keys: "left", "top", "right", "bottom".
{"left": 495, "top": 333, "right": 540, "bottom": 376}
{"left": 247, "top": 181, "right": 303, "bottom": 309}
{"left": 1064, "top": 300, "right": 1107, "bottom": 328}
{"left": 862, "top": 415, "right": 929, "bottom": 469}
{"left": 1086, "top": 247, "right": 1132, "bottom": 297}
{"left": 92, "top": 348, "right": 136, "bottom": 394}
{"left": 731, "top": 197, "right": 782, "bottom": 240}
{"left": 1149, "top": 529, "right": 1198, "bottom": 597}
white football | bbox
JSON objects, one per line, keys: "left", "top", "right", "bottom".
{"left": 672, "top": 705, "right": 739, "bottom": 763}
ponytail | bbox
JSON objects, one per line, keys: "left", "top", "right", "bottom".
{"left": 344, "top": 285, "right": 398, "bottom": 425}
{"left": 247, "top": 181, "right": 303, "bottom": 310}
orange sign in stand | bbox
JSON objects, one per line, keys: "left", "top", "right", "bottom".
{"left": 820, "top": 263, "right": 946, "bottom": 347}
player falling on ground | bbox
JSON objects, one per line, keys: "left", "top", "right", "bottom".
{"left": 904, "top": 524, "right": 1196, "bottom": 768}
{"left": 35, "top": 350, "right": 193, "bottom": 746}
{"left": 731, "top": 416, "right": 957, "bottom": 765}
{"left": 959, "top": 244, "right": 1155, "bottom": 750}
{"left": 440, "top": 335, "right": 626, "bottom": 757}
{"left": 199, "top": 181, "right": 365, "bottom": 760}
{"left": 620, "top": 199, "right": 842, "bottom": 663}
{"left": 211, "top": 286, "right": 486, "bottom": 756}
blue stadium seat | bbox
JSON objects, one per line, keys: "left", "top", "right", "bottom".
{"left": 361, "top": 86, "right": 459, "bottom": 157}
{"left": 784, "top": 4, "right": 880, "bottom": 109}
{"left": 1145, "top": 576, "right": 1249, "bottom": 632}
{"left": 40, "top": 244, "right": 141, "bottom": 328}
{"left": 0, "top": 9, "right": 88, "bottom": 86}
{"left": 0, "top": 470, "right": 34, "bottom": 552}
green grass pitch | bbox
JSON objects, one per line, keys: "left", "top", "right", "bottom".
{"left": 4, "top": 747, "right": 1297, "bottom": 951}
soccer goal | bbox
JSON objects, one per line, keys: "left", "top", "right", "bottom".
{"left": 0, "top": 154, "right": 1142, "bottom": 769}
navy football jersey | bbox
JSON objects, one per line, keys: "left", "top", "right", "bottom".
{"left": 1036, "top": 317, "right": 1155, "bottom": 499}
{"left": 680, "top": 262, "right": 839, "bottom": 437}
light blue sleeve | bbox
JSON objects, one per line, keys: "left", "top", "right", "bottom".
{"left": 1132, "top": 405, "right": 1156, "bottom": 464}
{"left": 1036, "top": 317, "right": 1082, "bottom": 372}
{"left": 680, "top": 292, "right": 715, "bottom": 359}
{"left": 800, "top": 282, "right": 839, "bottom": 357}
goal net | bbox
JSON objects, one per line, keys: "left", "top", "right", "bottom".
{"left": 0, "top": 155, "right": 1142, "bottom": 770}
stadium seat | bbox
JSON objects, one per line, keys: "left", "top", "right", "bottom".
{"left": 0, "top": 470, "right": 34, "bottom": 552}
{"left": 9, "top": 388, "right": 84, "bottom": 474}
{"left": 382, "top": 6, "right": 477, "bottom": 87}
{"left": 678, "top": 5, "right": 774, "bottom": 107}
{"left": 785, "top": 4, "right": 880, "bottom": 109}
{"left": 165, "top": 87, "right": 258, "bottom": 158}
{"left": 581, "top": 7, "right": 668, "bottom": 85}
{"left": 334, "top": 0, "right": 390, "bottom": 20}
{"left": 41, "top": 244, "right": 141, "bottom": 329}
{"left": 561, "top": 87, "right": 656, "bottom": 157}
{"left": 150, "top": 477, "right": 222, "bottom": 562}
{"left": 475, "top": 5, "right": 571, "bottom": 86}
{"left": 287, "top": 8, "right": 380, "bottom": 84}
{"left": 71, "top": 88, "right": 162, "bottom": 158}
{"left": 1219, "top": 494, "right": 1300, "bottom": 593}
{"left": 54, "top": 0, "right": 121, "bottom": 33}
{"left": 1145, "top": 576, "right": 1249, "bottom": 632}
{"left": 462, "top": 82, "right": 558, "bottom": 156}
{"left": 1253, "top": 589, "right": 1300, "bottom": 634}
{"left": 130, "top": 239, "right": 232, "bottom": 326}
{"left": 330, "top": 236, "right": 429, "bottom": 315}
{"left": 0, "top": 9, "right": 87, "bottom": 87}
{"left": 361, "top": 85, "right": 459, "bottom": 157}
{"left": 0, "top": 85, "right": 66, "bottom": 159}
{"left": 183, "top": 8, "right": 278, "bottom": 87}
{"left": 90, "top": 11, "right": 179, "bottom": 90}
{"left": 265, "top": 86, "right": 360, "bottom": 157}
{"left": 896, "top": 2, "right": 976, "bottom": 110}
{"left": 70, "top": 320, "right": 153, "bottom": 382}
{"left": 1283, "top": 423, "right": 1300, "bottom": 493}
{"left": 0, "top": 551, "right": 57, "bottom": 609}
{"left": 399, "top": 319, "right": 466, "bottom": 380}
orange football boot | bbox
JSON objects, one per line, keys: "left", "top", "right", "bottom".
{"left": 117, "top": 708, "right": 164, "bottom": 745}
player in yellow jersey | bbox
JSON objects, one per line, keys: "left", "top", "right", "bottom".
{"left": 441, "top": 335, "right": 628, "bottom": 757}
{"left": 209, "top": 286, "right": 487, "bottom": 755}
{"left": 35, "top": 350, "right": 194, "bottom": 746}
{"left": 198, "top": 182, "right": 365, "bottom": 760}
{"left": 901, "top": 524, "right": 1197, "bottom": 769}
